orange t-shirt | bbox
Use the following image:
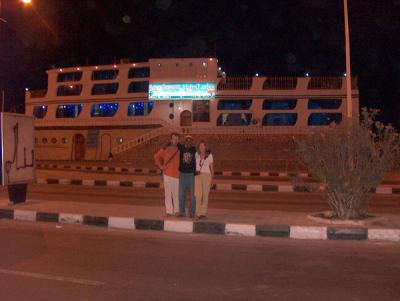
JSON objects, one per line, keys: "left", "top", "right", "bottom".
{"left": 154, "top": 146, "right": 180, "bottom": 178}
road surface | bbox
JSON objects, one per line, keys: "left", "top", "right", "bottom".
{"left": 0, "top": 220, "right": 399, "bottom": 301}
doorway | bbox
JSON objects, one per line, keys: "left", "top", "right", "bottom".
{"left": 74, "top": 134, "right": 86, "bottom": 161}
{"left": 180, "top": 110, "right": 192, "bottom": 127}
{"left": 99, "top": 133, "right": 112, "bottom": 161}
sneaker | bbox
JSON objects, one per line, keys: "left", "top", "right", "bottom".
{"left": 189, "top": 213, "right": 195, "bottom": 218}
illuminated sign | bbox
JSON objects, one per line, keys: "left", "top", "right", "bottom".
{"left": 149, "top": 82, "right": 216, "bottom": 100}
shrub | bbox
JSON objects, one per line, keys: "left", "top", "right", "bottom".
{"left": 296, "top": 108, "right": 400, "bottom": 219}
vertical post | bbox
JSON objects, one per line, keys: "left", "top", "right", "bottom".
{"left": 344, "top": 0, "right": 352, "bottom": 118}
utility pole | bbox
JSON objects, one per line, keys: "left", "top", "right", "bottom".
{"left": 344, "top": 0, "right": 352, "bottom": 118}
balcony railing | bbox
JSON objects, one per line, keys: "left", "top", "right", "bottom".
{"left": 307, "top": 77, "right": 343, "bottom": 89}
{"left": 351, "top": 77, "right": 358, "bottom": 90}
{"left": 30, "top": 89, "right": 47, "bottom": 98}
{"left": 217, "top": 77, "right": 253, "bottom": 90}
{"left": 263, "top": 77, "right": 297, "bottom": 90}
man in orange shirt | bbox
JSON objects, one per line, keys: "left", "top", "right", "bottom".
{"left": 154, "top": 132, "right": 180, "bottom": 216}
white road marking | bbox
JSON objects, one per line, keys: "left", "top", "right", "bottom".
{"left": 0, "top": 268, "right": 105, "bottom": 286}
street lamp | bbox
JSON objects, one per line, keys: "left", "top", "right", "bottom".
{"left": 0, "top": 0, "right": 32, "bottom": 22}
{"left": 344, "top": 0, "right": 352, "bottom": 118}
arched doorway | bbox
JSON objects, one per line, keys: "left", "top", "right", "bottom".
{"left": 180, "top": 110, "right": 192, "bottom": 127}
{"left": 74, "top": 134, "right": 86, "bottom": 161}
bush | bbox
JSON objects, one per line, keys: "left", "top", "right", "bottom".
{"left": 296, "top": 108, "right": 400, "bottom": 219}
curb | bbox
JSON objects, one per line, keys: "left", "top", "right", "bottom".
{"left": 36, "top": 178, "right": 400, "bottom": 195}
{"left": 36, "top": 163, "right": 311, "bottom": 178}
{"left": 0, "top": 208, "right": 399, "bottom": 242}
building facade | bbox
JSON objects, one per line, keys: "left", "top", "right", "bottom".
{"left": 25, "top": 58, "right": 359, "bottom": 161}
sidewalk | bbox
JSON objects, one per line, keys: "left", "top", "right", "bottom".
{"left": 1, "top": 196, "right": 400, "bottom": 242}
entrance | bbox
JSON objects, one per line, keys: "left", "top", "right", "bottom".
{"left": 74, "top": 134, "right": 86, "bottom": 161}
{"left": 180, "top": 110, "right": 192, "bottom": 127}
{"left": 99, "top": 133, "right": 112, "bottom": 160}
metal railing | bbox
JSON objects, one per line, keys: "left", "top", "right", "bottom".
{"left": 351, "top": 77, "right": 358, "bottom": 90}
{"left": 111, "top": 124, "right": 311, "bottom": 156}
{"left": 262, "top": 77, "right": 297, "bottom": 90}
{"left": 29, "top": 89, "right": 47, "bottom": 98}
{"left": 112, "top": 125, "right": 173, "bottom": 155}
{"left": 217, "top": 77, "right": 253, "bottom": 90}
{"left": 307, "top": 77, "right": 343, "bottom": 90}
{"left": 33, "top": 117, "right": 168, "bottom": 128}
{"left": 180, "top": 125, "right": 311, "bottom": 136}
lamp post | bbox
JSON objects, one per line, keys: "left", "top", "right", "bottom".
{"left": 0, "top": 0, "right": 32, "bottom": 110}
{"left": 344, "top": 0, "right": 352, "bottom": 118}
{"left": 0, "top": 0, "right": 6, "bottom": 22}
{"left": 0, "top": 0, "right": 32, "bottom": 22}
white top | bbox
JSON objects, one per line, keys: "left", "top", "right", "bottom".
{"left": 195, "top": 152, "right": 214, "bottom": 173}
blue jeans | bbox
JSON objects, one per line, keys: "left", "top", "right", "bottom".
{"left": 179, "top": 172, "right": 195, "bottom": 215}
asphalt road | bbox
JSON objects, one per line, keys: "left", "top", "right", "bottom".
{"left": 0, "top": 221, "right": 400, "bottom": 301}
{"left": 0, "top": 220, "right": 399, "bottom": 301}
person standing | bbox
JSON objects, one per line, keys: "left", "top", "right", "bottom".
{"left": 154, "top": 133, "right": 180, "bottom": 216}
{"left": 194, "top": 141, "right": 214, "bottom": 219}
{"left": 177, "top": 135, "right": 196, "bottom": 218}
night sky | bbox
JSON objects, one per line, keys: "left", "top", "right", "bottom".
{"left": 1, "top": 0, "right": 399, "bottom": 127}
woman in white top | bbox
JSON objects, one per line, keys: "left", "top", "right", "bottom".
{"left": 194, "top": 141, "right": 214, "bottom": 219}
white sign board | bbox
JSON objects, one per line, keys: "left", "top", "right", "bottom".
{"left": 1, "top": 113, "right": 35, "bottom": 185}
{"left": 149, "top": 82, "right": 216, "bottom": 100}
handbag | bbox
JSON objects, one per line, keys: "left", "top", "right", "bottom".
{"left": 195, "top": 153, "right": 209, "bottom": 176}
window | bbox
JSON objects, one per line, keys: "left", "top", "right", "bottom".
{"left": 33, "top": 105, "right": 47, "bottom": 119}
{"left": 263, "top": 99, "right": 297, "bottom": 110}
{"left": 117, "top": 137, "right": 124, "bottom": 144}
{"left": 217, "top": 99, "right": 252, "bottom": 110}
{"left": 57, "top": 85, "right": 83, "bottom": 96}
{"left": 91, "top": 83, "right": 119, "bottom": 95}
{"left": 62, "top": 137, "right": 68, "bottom": 144}
{"left": 57, "top": 72, "right": 82, "bottom": 82}
{"left": 308, "top": 113, "right": 343, "bottom": 126}
{"left": 262, "top": 113, "right": 298, "bottom": 126}
{"left": 56, "top": 104, "right": 83, "bottom": 118}
{"left": 193, "top": 99, "right": 210, "bottom": 122}
{"left": 42, "top": 137, "right": 48, "bottom": 144}
{"left": 92, "top": 69, "right": 119, "bottom": 81}
{"left": 217, "top": 113, "right": 252, "bottom": 126}
{"left": 128, "top": 67, "right": 150, "bottom": 78}
{"left": 128, "top": 81, "right": 149, "bottom": 93}
{"left": 308, "top": 98, "right": 342, "bottom": 109}
{"left": 51, "top": 138, "right": 57, "bottom": 144}
{"left": 91, "top": 103, "right": 118, "bottom": 117}
{"left": 127, "top": 102, "right": 154, "bottom": 116}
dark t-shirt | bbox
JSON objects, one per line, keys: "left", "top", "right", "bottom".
{"left": 177, "top": 143, "right": 196, "bottom": 173}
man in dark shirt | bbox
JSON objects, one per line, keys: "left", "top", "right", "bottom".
{"left": 177, "top": 135, "right": 196, "bottom": 217}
